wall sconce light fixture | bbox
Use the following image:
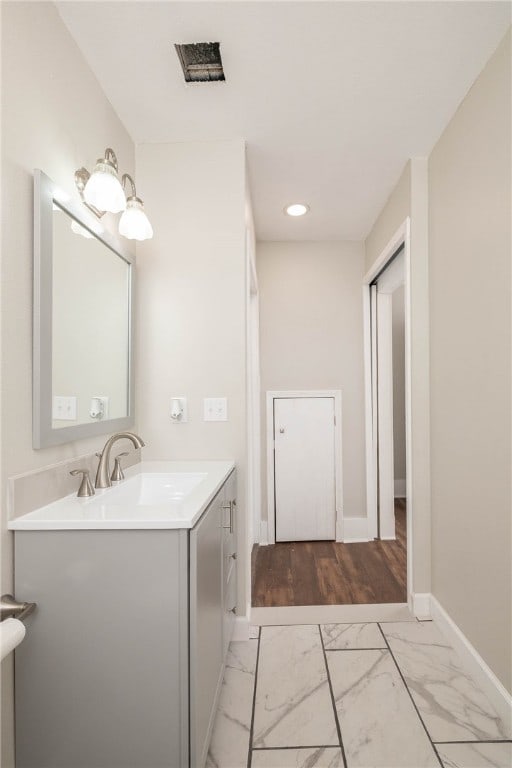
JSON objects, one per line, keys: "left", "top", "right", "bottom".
{"left": 75, "top": 148, "right": 153, "bottom": 241}
{"left": 119, "top": 174, "right": 153, "bottom": 241}
{"left": 78, "top": 148, "right": 125, "bottom": 213}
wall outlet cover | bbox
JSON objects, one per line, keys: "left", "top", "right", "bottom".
{"left": 53, "top": 396, "right": 77, "bottom": 421}
{"left": 203, "top": 397, "right": 228, "bottom": 421}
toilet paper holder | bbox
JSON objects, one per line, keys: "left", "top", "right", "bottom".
{"left": 0, "top": 594, "right": 36, "bottom": 622}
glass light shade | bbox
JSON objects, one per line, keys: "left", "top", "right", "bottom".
{"left": 119, "top": 198, "right": 153, "bottom": 241}
{"left": 83, "top": 161, "right": 126, "bottom": 213}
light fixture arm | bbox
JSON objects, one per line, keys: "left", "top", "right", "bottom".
{"left": 103, "top": 147, "right": 119, "bottom": 172}
{"left": 122, "top": 173, "right": 138, "bottom": 201}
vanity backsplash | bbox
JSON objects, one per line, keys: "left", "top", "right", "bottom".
{"left": 8, "top": 444, "right": 141, "bottom": 519}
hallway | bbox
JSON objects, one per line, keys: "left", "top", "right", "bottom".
{"left": 252, "top": 503, "right": 406, "bottom": 607}
{"left": 207, "top": 621, "right": 512, "bottom": 768}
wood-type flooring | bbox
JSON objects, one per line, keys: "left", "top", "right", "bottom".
{"left": 251, "top": 500, "right": 406, "bottom": 607}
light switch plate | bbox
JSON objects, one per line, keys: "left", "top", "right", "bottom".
{"left": 203, "top": 397, "right": 228, "bottom": 421}
{"left": 53, "top": 396, "right": 77, "bottom": 421}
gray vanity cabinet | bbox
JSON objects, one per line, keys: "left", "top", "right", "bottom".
{"left": 14, "top": 469, "right": 236, "bottom": 768}
{"left": 189, "top": 484, "right": 224, "bottom": 768}
{"left": 221, "top": 469, "right": 237, "bottom": 657}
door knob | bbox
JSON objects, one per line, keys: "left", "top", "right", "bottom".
{"left": 279, "top": 428, "right": 285, "bottom": 434}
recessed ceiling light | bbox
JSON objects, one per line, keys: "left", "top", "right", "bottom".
{"left": 284, "top": 203, "right": 309, "bottom": 217}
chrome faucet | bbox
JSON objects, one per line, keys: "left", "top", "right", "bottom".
{"left": 95, "top": 432, "right": 145, "bottom": 489}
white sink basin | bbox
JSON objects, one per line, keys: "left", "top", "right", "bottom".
{"left": 87, "top": 472, "right": 208, "bottom": 507}
{"left": 8, "top": 460, "right": 235, "bottom": 530}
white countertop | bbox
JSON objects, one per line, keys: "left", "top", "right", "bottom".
{"left": 8, "top": 460, "right": 235, "bottom": 531}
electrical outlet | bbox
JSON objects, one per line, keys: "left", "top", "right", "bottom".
{"left": 90, "top": 396, "right": 109, "bottom": 420}
{"left": 203, "top": 397, "right": 228, "bottom": 421}
{"left": 53, "top": 396, "right": 77, "bottom": 421}
{"left": 170, "top": 397, "right": 188, "bottom": 422}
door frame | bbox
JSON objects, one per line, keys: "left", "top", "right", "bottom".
{"left": 375, "top": 249, "right": 406, "bottom": 541}
{"left": 266, "top": 390, "right": 343, "bottom": 545}
{"left": 245, "top": 227, "right": 260, "bottom": 623}
{"left": 363, "top": 218, "right": 413, "bottom": 599}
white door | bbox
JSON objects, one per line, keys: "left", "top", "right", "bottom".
{"left": 274, "top": 397, "right": 336, "bottom": 542}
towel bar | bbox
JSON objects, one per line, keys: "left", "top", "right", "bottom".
{"left": 0, "top": 594, "right": 36, "bottom": 622}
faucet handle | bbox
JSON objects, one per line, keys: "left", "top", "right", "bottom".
{"left": 111, "top": 452, "right": 129, "bottom": 482}
{"left": 70, "top": 469, "right": 95, "bottom": 498}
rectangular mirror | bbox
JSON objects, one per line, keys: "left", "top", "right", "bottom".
{"left": 33, "top": 169, "right": 135, "bottom": 448}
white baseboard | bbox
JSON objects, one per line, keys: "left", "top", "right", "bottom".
{"left": 259, "top": 520, "right": 269, "bottom": 546}
{"left": 251, "top": 603, "right": 415, "bottom": 626}
{"left": 394, "top": 478, "right": 406, "bottom": 497}
{"left": 343, "top": 517, "right": 370, "bottom": 543}
{"left": 412, "top": 592, "right": 431, "bottom": 620}
{"left": 232, "top": 615, "right": 250, "bottom": 641}
{"left": 430, "top": 595, "right": 512, "bottom": 732}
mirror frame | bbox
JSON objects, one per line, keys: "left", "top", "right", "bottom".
{"left": 33, "top": 169, "right": 135, "bottom": 448}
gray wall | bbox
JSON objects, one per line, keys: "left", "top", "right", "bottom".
{"left": 365, "top": 158, "right": 431, "bottom": 597}
{"left": 135, "top": 140, "right": 248, "bottom": 613}
{"left": 0, "top": 3, "right": 135, "bottom": 764}
{"left": 429, "top": 29, "right": 511, "bottom": 692}
{"left": 257, "top": 241, "right": 367, "bottom": 524}
{"left": 365, "top": 162, "right": 411, "bottom": 272}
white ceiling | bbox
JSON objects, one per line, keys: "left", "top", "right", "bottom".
{"left": 56, "top": 1, "right": 510, "bottom": 241}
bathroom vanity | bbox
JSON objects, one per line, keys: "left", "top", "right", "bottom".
{"left": 10, "top": 461, "right": 237, "bottom": 768}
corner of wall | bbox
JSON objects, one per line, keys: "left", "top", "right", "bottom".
{"left": 364, "top": 160, "right": 411, "bottom": 272}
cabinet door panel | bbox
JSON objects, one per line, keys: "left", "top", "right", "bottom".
{"left": 189, "top": 490, "right": 224, "bottom": 768}
{"left": 15, "top": 530, "right": 189, "bottom": 768}
{"left": 223, "top": 567, "right": 237, "bottom": 657}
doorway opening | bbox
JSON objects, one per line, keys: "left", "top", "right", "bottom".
{"left": 251, "top": 216, "right": 411, "bottom": 613}
{"left": 363, "top": 219, "right": 413, "bottom": 607}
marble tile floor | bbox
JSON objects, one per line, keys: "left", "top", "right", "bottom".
{"left": 206, "top": 621, "right": 511, "bottom": 768}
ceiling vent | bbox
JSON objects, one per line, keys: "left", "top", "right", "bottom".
{"left": 174, "top": 42, "right": 225, "bottom": 83}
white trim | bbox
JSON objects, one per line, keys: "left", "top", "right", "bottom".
{"left": 412, "top": 592, "right": 432, "bottom": 620}
{"left": 363, "top": 285, "right": 377, "bottom": 539}
{"left": 259, "top": 520, "right": 269, "bottom": 546}
{"left": 231, "top": 615, "right": 250, "bottom": 642}
{"left": 403, "top": 219, "right": 413, "bottom": 607}
{"left": 246, "top": 229, "right": 261, "bottom": 551}
{"left": 363, "top": 221, "right": 409, "bottom": 285}
{"left": 343, "top": 517, "right": 370, "bottom": 543}
{"left": 363, "top": 218, "right": 413, "bottom": 603}
{"left": 266, "top": 390, "right": 343, "bottom": 545}
{"left": 251, "top": 603, "right": 415, "bottom": 626}
{"left": 430, "top": 595, "right": 512, "bottom": 732}
{"left": 394, "top": 479, "right": 406, "bottom": 497}
{"left": 376, "top": 291, "right": 396, "bottom": 539}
